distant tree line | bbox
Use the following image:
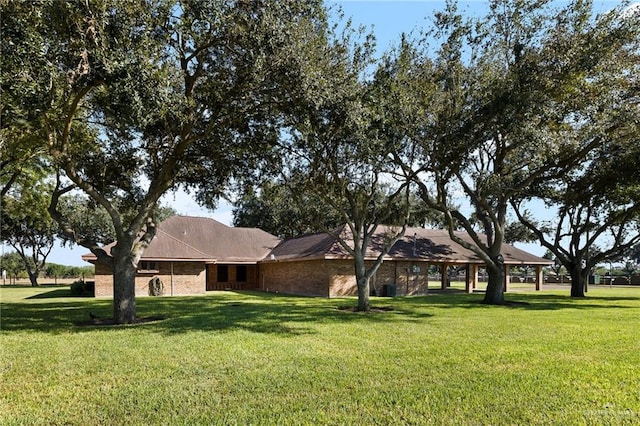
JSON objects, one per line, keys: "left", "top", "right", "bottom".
{"left": 0, "top": 252, "right": 94, "bottom": 284}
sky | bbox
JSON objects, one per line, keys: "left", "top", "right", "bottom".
{"left": 16, "top": 0, "right": 629, "bottom": 267}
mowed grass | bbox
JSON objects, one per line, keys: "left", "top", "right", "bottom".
{"left": 1, "top": 286, "right": 639, "bottom": 425}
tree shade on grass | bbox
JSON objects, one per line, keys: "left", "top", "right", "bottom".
{"left": 1, "top": 287, "right": 639, "bottom": 424}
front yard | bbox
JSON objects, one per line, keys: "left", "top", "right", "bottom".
{"left": 1, "top": 285, "right": 639, "bottom": 424}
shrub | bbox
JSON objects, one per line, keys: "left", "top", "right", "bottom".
{"left": 69, "top": 280, "right": 85, "bottom": 295}
{"left": 69, "top": 280, "right": 95, "bottom": 297}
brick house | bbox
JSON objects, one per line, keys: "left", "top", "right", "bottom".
{"left": 259, "top": 225, "right": 553, "bottom": 297}
{"left": 83, "top": 215, "right": 280, "bottom": 297}
{"left": 84, "top": 216, "right": 552, "bottom": 298}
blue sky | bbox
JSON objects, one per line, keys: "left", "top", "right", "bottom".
{"left": 334, "top": 0, "right": 625, "bottom": 52}
{"left": 27, "top": 0, "right": 629, "bottom": 266}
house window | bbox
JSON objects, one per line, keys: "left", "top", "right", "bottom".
{"left": 236, "top": 265, "right": 247, "bottom": 282}
{"left": 139, "top": 261, "right": 159, "bottom": 273}
{"left": 218, "top": 265, "right": 229, "bottom": 282}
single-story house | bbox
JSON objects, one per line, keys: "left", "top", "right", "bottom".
{"left": 83, "top": 215, "right": 281, "bottom": 297}
{"left": 83, "top": 215, "right": 553, "bottom": 298}
{"left": 261, "top": 225, "right": 553, "bottom": 297}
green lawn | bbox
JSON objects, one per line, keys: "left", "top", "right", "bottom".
{"left": 1, "top": 285, "right": 639, "bottom": 425}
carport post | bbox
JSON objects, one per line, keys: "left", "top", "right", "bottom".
{"left": 465, "top": 264, "right": 471, "bottom": 293}
{"left": 441, "top": 263, "right": 448, "bottom": 290}
{"left": 503, "top": 264, "right": 511, "bottom": 292}
{"left": 535, "top": 265, "right": 543, "bottom": 291}
{"left": 466, "top": 264, "right": 478, "bottom": 293}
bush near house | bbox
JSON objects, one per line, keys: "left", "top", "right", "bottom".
{"left": 69, "top": 280, "right": 95, "bottom": 296}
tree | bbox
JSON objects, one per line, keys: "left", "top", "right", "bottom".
{"left": 232, "top": 180, "right": 344, "bottom": 239}
{"left": 54, "top": 193, "right": 177, "bottom": 251}
{"left": 0, "top": 252, "right": 25, "bottom": 284}
{"left": 273, "top": 20, "right": 413, "bottom": 311}
{"left": 0, "top": 0, "right": 50, "bottom": 199}
{"left": 233, "top": 181, "right": 434, "bottom": 239}
{"left": 621, "top": 261, "right": 638, "bottom": 284}
{"left": 1, "top": 174, "right": 57, "bottom": 286}
{"left": 388, "top": 0, "right": 639, "bottom": 304}
{"left": 511, "top": 4, "right": 640, "bottom": 296}
{"left": 503, "top": 219, "right": 538, "bottom": 245}
{"left": 625, "top": 244, "right": 640, "bottom": 265}
{"left": 4, "top": 0, "right": 333, "bottom": 323}
{"left": 513, "top": 182, "right": 640, "bottom": 296}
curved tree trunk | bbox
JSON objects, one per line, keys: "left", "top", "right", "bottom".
{"left": 25, "top": 262, "right": 40, "bottom": 286}
{"left": 483, "top": 263, "right": 505, "bottom": 305}
{"left": 28, "top": 272, "right": 39, "bottom": 287}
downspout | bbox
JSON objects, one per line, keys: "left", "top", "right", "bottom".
{"left": 170, "top": 262, "right": 174, "bottom": 296}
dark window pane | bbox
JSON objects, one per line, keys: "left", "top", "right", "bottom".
{"left": 236, "top": 265, "right": 247, "bottom": 282}
{"left": 218, "top": 265, "right": 228, "bottom": 282}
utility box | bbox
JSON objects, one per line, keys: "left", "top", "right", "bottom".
{"left": 382, "top": 284, "right": 397, "bottom": 297}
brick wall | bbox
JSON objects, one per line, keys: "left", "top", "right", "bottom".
{"left": 260, "top": 260, "right": 331, "bottom": 297}
{"left": 260, "top": 259, "right": 431, "bottom": 298}
{"left": 373, "top": 261, "right": 429, "bottom": 296}
{"left": 328, "top": 261, "right": 358, "bottom": 296}
{"left": 94, "top": 263, "right": 113, "bottom": 298}
{"left": 94, "top": 258, "right": 432, "bottom": 298}
{"left": 93, "top": 261, "right": 207, "bottom": 298}
{"left": 331, "top": 260, "right": 430, "bottom": 297}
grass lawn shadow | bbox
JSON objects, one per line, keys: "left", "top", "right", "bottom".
{"left": 140, "top": 292, "right": 434, "bottom": 336}
{"left": 26, "top": 289, "right": 90, "bottom": 299}
{"left": 1, "top": 291, "right": 433, "bottom": 335}
{"left": 2, "top": 289, "right": 637, "bottom": 335}
{"left": 396, "top": 291, "right": 640, "bottom": 312}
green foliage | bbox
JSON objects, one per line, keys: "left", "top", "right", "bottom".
{"left": 1, "top": 288, "right": 639, "bottom": 423}
{"left": 54, "top": 194, "right": 178, "bottom": 247}
{"left": 0, "top": 251, "right": 26, "bottom": 280}
{"left": 246, "top": 8, "right": 411, "bottom": 310}
{"left": 234, "top": 181, "right": 446, "bottom": 239}
{"left": 4, "top": 0, "right": 637, "bottom": 313}
{"left": 233, "top": 180, "right": 343, "bottom": 238}
{"left": 384, "top": 0, "right": 640, "bottom": 302}
{"left": 1, "top": 173, "right": 58, "bottom": 285}
{"left": 4, "top": 0, "right": 336, "bottom": 322}
{"left": 45, "top": 263, "right": 94, "bottom": 279}
{"left": 0, "top": 253, "right": 93, "bottom": 282}
{"left": 503, "top": 220, "right": 538, "bottom": 244}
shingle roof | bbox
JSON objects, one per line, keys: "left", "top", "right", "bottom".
{"left": 82, "top": 218, "right": 551, "bottom": 266}
{"left": 82, "top": 215, "right": 281, "bottom": 263}
{"left": 268, "top": 225, "right": 553, "bottom": 266}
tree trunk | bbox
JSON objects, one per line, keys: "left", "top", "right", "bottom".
{"left": 483, "top": 263, "right": 505, "bottom": 305}
{"left": 112, "top": 249, "right": 137, "bottom": 324}
{"left": 356, "top": 275, "right": 370, "bottom": 311}
{"left": 569, "top": 266, "right": 587, "bottom": 298}
{"left": 28, "top": 272, "right": 39, "bottom": 287}
{"left": 354, "top": 257, "right": 370, "bottom": 312}
{"left": 24, "top": 262, "right": 40, "bottom": 287}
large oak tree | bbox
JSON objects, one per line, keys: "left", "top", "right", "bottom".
{"left": 272, "top": 22, "right": 413, "bottom": 311}
{"left": 3, "top": 0, "right": 331, "bottom": 323}
{"left": 386, "top": 0, "right": 639, "bottom": 304}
